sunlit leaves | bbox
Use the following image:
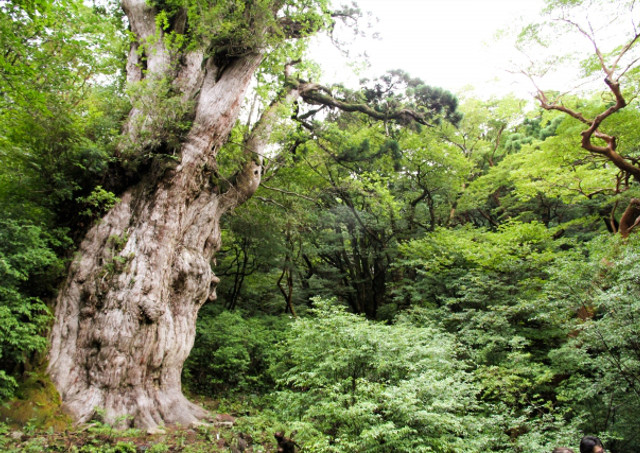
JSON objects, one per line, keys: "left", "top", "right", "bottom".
{"left": 270, "top": 300, "right": 482, "bottom": 452}
{"left": 459, "top": 94, "right": 640, "bottom": 229}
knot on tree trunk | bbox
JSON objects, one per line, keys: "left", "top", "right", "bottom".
{"left": 139, "top": 298, "right": 165, "bottom": 323}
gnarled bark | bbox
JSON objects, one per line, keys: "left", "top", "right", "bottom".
{"left": 47, "top": 1, "right": 449, "bottom": 428}
{"left": 48, "top": 0, "right": 266, "bottom": 427}
{"left": 48, "top": 57, "right": 263, "bottom": 427}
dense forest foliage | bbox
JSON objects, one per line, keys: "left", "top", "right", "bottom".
{"left": 2, "top": 0, "right": 640, "bottom": 451}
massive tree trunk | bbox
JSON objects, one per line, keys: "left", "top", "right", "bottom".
{"left": 47, "top": 0, "right": 269, "bottom": 428}
{"left": 46, "top": 0, "right": 450, "bottom": 427}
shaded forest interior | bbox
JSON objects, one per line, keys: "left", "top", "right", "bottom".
{"left": 2, "top": 0, "right": 640, "bottom": 451}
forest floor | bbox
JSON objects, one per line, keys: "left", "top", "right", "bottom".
{"left": 0, "top": 378, "right": 274, "bottom": 452}
{"left": 0, "top": 420, "right": 262, "bottom": 452}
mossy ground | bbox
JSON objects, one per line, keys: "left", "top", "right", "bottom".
{"left": 0, "top": 376, "right": 277, "bottom": 452}
{"left": 0, "top": 372, "right": 71, "bottom": 432}
{"left": 0, "top": 421, "right": 261, "bottom": 452}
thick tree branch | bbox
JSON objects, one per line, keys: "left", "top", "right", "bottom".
{"left": 220, "top": 83, "right": 300, "bottom": 211}
{"left": 297, "top": 83, "right": 437, "bottom": 127}
{"left": 533, "top": 13, "right": 640, "bottom": 180}
{"left": 222, "top": 60, "right": 457, "bottom": 213}
{"left": 535, "top": 76, "right": 640, "bottom": 182}
{"left": 121, "top": 0, "right": 170, "bottom": 80}
{"left": 523, "top": 11, "right": 640, "bottom": 238}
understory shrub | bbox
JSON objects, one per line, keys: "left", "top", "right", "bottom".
{"left": 268, "top": 300, "right": 484, "bottom": 452}
{"left": 0, "top": 220, "right": 67, "bottom": 399}
{"left": 184, "top": 309, "right": 290, "bottom": 395}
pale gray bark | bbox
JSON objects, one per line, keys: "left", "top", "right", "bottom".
{"left": 48, "top": 1, "right": 266, "bottom": 428}
{"left": 46, "top": 1, "right": 402, "bottom": 428}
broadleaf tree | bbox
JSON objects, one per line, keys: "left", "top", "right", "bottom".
{"left": 0, "top": 0, "right": 124, "bottom": 399}
{"left": 518, "top": 0, "right": 640, "bottom": 238}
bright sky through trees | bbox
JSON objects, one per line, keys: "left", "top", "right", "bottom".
{"left": 315, "top": 0, "right": 546, "bottom": 97}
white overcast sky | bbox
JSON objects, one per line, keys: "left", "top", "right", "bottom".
{"left": 312, "top": 0, "right": 547, "bottom": 98}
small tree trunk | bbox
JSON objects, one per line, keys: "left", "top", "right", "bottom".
{"left": 618, "top": 198, "right": 640, "bottom": 238}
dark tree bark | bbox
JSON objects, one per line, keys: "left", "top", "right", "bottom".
{"left": 315, "top": 204, "right": 390, "bottom": 319}
{"left": 224, "top": 240, "right": 253, "bottom": 311}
